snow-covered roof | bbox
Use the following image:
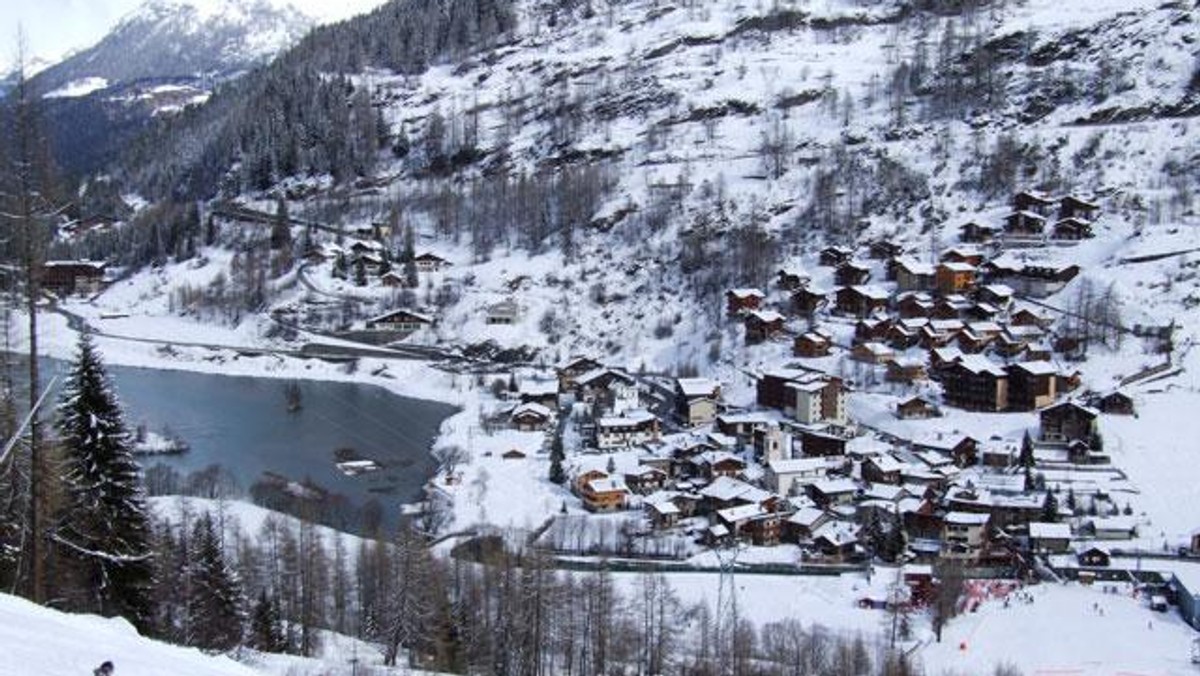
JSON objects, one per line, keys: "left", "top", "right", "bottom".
{"left": 728, "top": 287, "right": 765, "bottom": 299}
{"left": 586, "top": 477, "right": 628, "bottom": 494}
{"left": 895, "top": 258, "right": 935, "bottom": 275}
{"left": 850, "top": 285, "right": 890, "bottom": 300}
{"left": 519, "top": 379, "right": 559, "bottom": 397}
{"left": 956, "top": 354, "right": 1007, "bottom": 377}
{"left": 939, "top": 261, "right": 977, "bottom": 273}
{"left": 1011, "top": 361, "right": 1058, "bottom": 376}
{"left": 787, "top": 507, "right": 829, "bottom": 528}
{"left": 1029, "top": 522, "right": 1072, "bottom": 539}
{"left": 945, "top": 512, "right": 990, "bottom": 526}
{"left": 650, "top": 501, "right": 680, "bottom": 516}
{"left": 810, "top": 478, "right": 858, "bottom": 495}
{"left": 677, "top": 377, "right": 721, "bottom": 398}
{"left": 597, "top": 409, "right": 657, "bottom": 428}
{"left": 717, "top": 503, "right": 768, "bottom": 524}
{"left": 769, "top": 457, "right": 836, "bottom": 475}
{"left": 511, "top": 402, "right": 553, "bottom": 419}
{"left": 747, "top": 309, "right": 785, "bottom": 323}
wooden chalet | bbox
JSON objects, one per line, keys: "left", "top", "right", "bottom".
{"left": 942, "top": 355, "right": 1009, "bottom": 411}
{"left": 836, "top": 285, "right": 889, "bottom": 318}
{"left": 1004, "top": 210, "right": 1047, "bottom": 237}
{"left": 785, "top": 507, "right": 833, "bottom": 542}
{"left": 869, "top": 240, "right": 904, "bottom": 260}
{"left": 818, "top": 245, "right": 853, "bottom": 267}
{"left": 1010, "top": 308, "right": 1054, "bottom": 329}
{"left": 911, "top": 434, "right": 977, "bottom": 467}
{"left": 646, "top": 500, "right": 681, "bottom": 529}
{"left": 807, "top": 479, "right": 859, "bottom": 508}
{"left": 1094, "top": 390, "right": 1134, "bottom": 415}
{"left": 1039, "top": 401, "right": 1098, "bottom": 444}
{"left": 835, "top": 261, "right": 872, "bottom": 287}
{"left": 800, "top": 429, "right": 848, "bottom": 457}
{"left": 895, "top": 396, "right": 940, "bottom": 420}
{"left": 885, "top": 357, "right": 927, "bottom": 383}
{"left": 887, "top": 320, "right": 924, "bottom": 350}
{"left": 960, "top": 221, "right": 1000, "bottom": 244}
{"left": 624, "top": 467, "right": 668, "bottom": 494}
{"left": 366, "top": 309, "right": 434, "bottom": 332}
{"left": 975, "top": 283, "right": 1014, "bottom": 309}
{"left": 794, "top": 331, "right": 832, "bottom": 358}
{"left": 936, "top": 262, "right": 977, "bottom": 295}
{"left": 510, "top": 402, "right": 554, "bottom": 431}
{"left": 894, "top": 259, "right": 935, "bottom": 292}
{"left": 862, "top": 454, "right": 905, "bottom": 485}
{"left": 414, "top": 252, "right": 451, "bottom": 272}
{"left": 42, "top": 260, "right": 107, "bottom": 296}
{"left": 851, "top": 342, "right": 895, "bottom": 365}
{"left": 574, "top": 368, "right": 637, "bottom": 406}
{"left": 1012, "top": 190, "right": 1057, "bottom": 217}
{"left": 1028, "top": 522, "right": 1072, "bottom": 554}
{"left": 379, "top": 271, "right": 410, "bottom": 288}
{"left": 897, "top": 292, "right": 934, "bottom": 318}
{"left": 744, "top": 309, "right": 786, "bottom": 344}
{"left": 1077, "top": 546, "right": 1111, "bottom": 568}
{"left": 1007, "top": 361, "right": 1058, "bottom": 410}
{"left": 557, "top": 356, "right": 603, "bottom": 391}
{"left": 811, "top": 522, "right": 860, "bottom": 561}
{"left": 941, "top": 248, "right": 985, "bottom": 267}
{"left": 1059, "top": 195, "right": 1100, "bottom": 221}
{"left": 595, "top": 410, "right": 661, "bottom": 449}
{"left": 777, "top": 267, "right": 809, "bottom": 291}
{"left": 575, "top": 471, "right": 629, "bottom": 512}
{"left": 928, "top": 346, "right": 964, "bottom": 377}
{"left": 675, "top": 377, "right": 722, "bottom": 427}
{"left": 855, "top": 317, "right": 891, "bottom": 343}
{"left": 518, "top": 379, "right": 559, "bottom": 409}
{"left": 1052, "top": 217, "right": 1094, "bottom": 240}
{"left": 726, "top": 288, "right": 766, "bottom": 315}
{"left": 791, "top": 286, "right": 830, "bottom": 315}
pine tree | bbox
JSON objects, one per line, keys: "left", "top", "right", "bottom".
{"left": 1065, "top": 487, "right": 1077, "bottom": 514}
{"left": 402, "top": 223, "right": 418, "bottom": 288}
{"left": 548, "top": 434, "right": 566, "bottom": 485}
{"left": 1041, "top": 491, "right": 1059, "bottom": 523}
{"left": 186, "top": 511, "right": 246, "bottom": 651}
{"left": 1019, "top": 430, "right": 1035, "bottom": 469}
{"left": 249, "top": 589, "right": 285, "bottom": 652}
{"left": 354, "top": 257, "right": 368, "bottom": 287}
{"left": 53, "top": 332, "right": 156, "bottom": 629}
{"left": 270, "top": 196, "right": 291, "bottom": 251}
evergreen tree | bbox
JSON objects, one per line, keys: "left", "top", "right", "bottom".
{"left": 186, "top": 511, "right": 246, "bottom": 651}
{"left": 53, "top": 332, "right": 156, "bottom": 629}
{"left": 1019, "top": 431, "right": 1035, "bottom": 469}
{"left": 402, "top": 223, "right": 418, "bottom": 288}
{"left": 270, "top": 196, "right": 292, "bottom": 251}
{"left": 354, "top": 256, "right": 368, "bottom": 287}
{"left": 548, "top": 434, "right": 566, "bottom": 485}
{"left": 249, "top": 589, "right": 285, "bottom": 652}
{"left": 1023, "top": 463, "right": 1035, "bottom": 492}
{"left": 1065, "top": 487, "right": 1077, "bottom": 514}
{"left": 1041, "top": 491, "right": 1059, "bottom": 523}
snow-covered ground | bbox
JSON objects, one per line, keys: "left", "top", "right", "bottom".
{"left": 0, "top": 592, "right": 258, "bottom": 676}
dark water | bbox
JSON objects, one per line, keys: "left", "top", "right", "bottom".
{"left": 22, "top": 356, "right": 457, "bottom": 523}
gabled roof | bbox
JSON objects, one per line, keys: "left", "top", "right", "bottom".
{"left": 1029, "top": 522, "right": 1071, "bottom": 539}
{"left": 727, "top": 287, "right": 765, "bottom": 299}
{"left": 945, "top": 512, "right": 990, "bottom": 526}
{"left": 677, "top": 377, "right": 721, "bottom": 399}
{"left": 747, "top": 309, "right": 786, "bottom": 323}
{"left": 367, "top": 308, "right": 433, "bottom": 325}
{"left": 512, "top": 401, "right": 553, "bottom": 419}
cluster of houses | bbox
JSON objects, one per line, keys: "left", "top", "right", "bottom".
{"left": 961, "top": 190, "right": 1102, "bottom": 244}
{"left": 721, "top": 191, "right": 1116, "bottom": 416}
{"left": 500, "top": 347, "right": 1144, "bottom": 572}
{"left": 306, "top": 238, "right": 452, "bottom": 288}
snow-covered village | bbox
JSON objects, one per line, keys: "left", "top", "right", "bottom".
{"left": 2, "top": 0, "right": 1200, "bottom": 674}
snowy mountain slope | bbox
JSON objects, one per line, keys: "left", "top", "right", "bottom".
{"left": 30, "top": 0, "right": 316, "bottom": 94}
{"left": 0, "top": 592, "right": 258, "bottom": 676}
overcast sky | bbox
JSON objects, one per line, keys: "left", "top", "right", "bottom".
{"left": 2, "top": 0, "right": 138, "bottom": 73}
{"left": 1, "top": 0, "right": 389, "bottom": 75}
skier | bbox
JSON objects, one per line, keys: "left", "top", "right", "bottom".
{"left": 93, "top": 662, "right": 114, "bottom": 676}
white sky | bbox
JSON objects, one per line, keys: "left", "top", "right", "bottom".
{"left": 1, "top": 0, "right": 390, "bottom": 75}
